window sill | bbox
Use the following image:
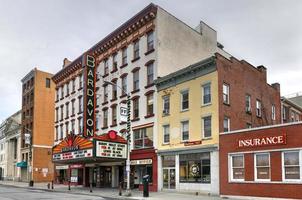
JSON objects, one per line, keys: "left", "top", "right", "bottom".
{"left": 60, "top": 97, "right": 64, "bottom": 100}
{"left": 102, "top": 101, "right": 108, "bottom": 106}
{"left": 120, "top": 94, "right": 127, "bottom": 99}
{"left": 162, "top": 142, "right": 170, "bottom": 146}
{"left": 131, "top": 118, "right": 140, "bottom": 122}
{"left": 55, "top": 100, "right": 59, "bottom": 103}
{"left": 162, "top": 113, "right": 170, "bottom": 117}
{"left": 120, "top": 63, "right": 128, "bottom": 69}
{"left": 70, "top": 114, "right": 75, "bottom": 117}
{"left": 101, "top": 126, "right": 108, "bottom": 130}
{"left": 202, "top": 137, "right": 212, "bottom": 141}
{"left": 77, "top": 111, "right": 83, "bottom": 115}
{"left": 180, "top": 109, "right": 189, "bottom": 113}
{"left": 110, "top": 98, "right": 117, "bottom": 102}
{"left": 120, "top": 122, "right": 127, "bottom": 125}
{"left": 110, "top": 124, "right": 117, "bottom": 128}
{"left": 145, "top": 83, "right": 155, "bottom": 89}
{"left": 64, "top": 117, "right": 69, "bottom": 120}
{"left": 144, "top": 114, "right": 154, "bottom": 119}
{"left": 102, "top": 74, "right": 109, "bottom": 78}
{"left": 65, "top": 94, "right": 70, "bottom": 98}
{"left": 59, "top": 119, "right": 64, "bottom": 122}
{"left": 201, "top": 103, "right": 212, "bottom": 107}
{"left": 144, "top": 48, "right": 155, "bottom": 56}
{"left": 111, "top": 68, "right": 118, "bottom": 74}
{"left": 78, "top": 87, "right": 83, "bottom": 91}
{"left": 131, "top": 89, "right": 140, "bottom": 94}
{"left": 256, "top": 115, "right": 262, "bottom": 118}
{"left": 246, "top": 110, "right": 252, "bottom": 115}
{"left": 131, "top": 57, "right": 140, "bottom": 63}
{"left": 223, "top": 102, "right": 230, "bottom": 106}
{"left": 71, "top": 91, "right": 76, "bottom": 95}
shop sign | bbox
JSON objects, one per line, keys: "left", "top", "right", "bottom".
{"left": 69, "top": 164, "right": 84, "bottom": 169}
{"left": 55, "top": 165, "right": 68, "bottom": 170}
{"left": 238, "top": 134, "right": 286, "bottom": 148}
{"left": 184, "top": 140, "right": 202, "bottom": 146}
{"left": 71, "top": 177, "right": 78, "bottom": 183}
{"left": 95, "top": 140, "right": 127, "bottom": 159}
{"left": 130, "top": 159, "right": 153, "bottom": 165}
{"left": 83, "top": 54, "right": 96, "bottom": 138}
{"left": 53, "top": 149, "right": 93, "bottom": 161}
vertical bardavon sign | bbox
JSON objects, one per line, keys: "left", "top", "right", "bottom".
{"left": 83, "top": 54, "right": 96, "bottom": 137}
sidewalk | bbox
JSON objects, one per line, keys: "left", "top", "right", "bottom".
{"left": 0, "top": 180, "right": 237, "bottom": 200}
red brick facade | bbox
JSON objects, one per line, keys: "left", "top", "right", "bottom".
{"left": 216, "top": 53, "right": 281, "bottom": 132}
{"left": 220, "top": 122, "right": 302, "bottom": 199}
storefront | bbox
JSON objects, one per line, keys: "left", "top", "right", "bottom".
{"left": 52, "top": 131, "right": 128, "bottom": 188}
{"left": 220, "top": 122, "right": 302, "bottom": 200}
{"left": 157, "top": 145, "right": 219, "bottom": 195}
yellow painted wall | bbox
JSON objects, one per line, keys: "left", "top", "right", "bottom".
{"left": 157, "top": 71, "right": 219, "bottom": 150}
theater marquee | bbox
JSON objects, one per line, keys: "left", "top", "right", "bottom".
{"left": 95, "top": 140, "right": 127, "bottom": 159}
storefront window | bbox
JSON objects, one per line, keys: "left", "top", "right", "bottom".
{"left": 255, "top": 153, "right": 270, "bottom": 180}
{"left": 283, "top": 151, "right": 301, "bottom": 180}
{"left": 231, "top": 154, "right": 244, "bottom": 180}
{"left": 134, "top": 165, "right": 153, "bottom": 184}
{"left": 179, "top": 153, "right": 210, "bottom": 183}
{"left": 134, "top": 127, "right": 153, "bottom": 149}
{"left": 163, "top": 155, "right": 175, "bottom": 167}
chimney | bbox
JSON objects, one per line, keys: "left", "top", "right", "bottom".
{"left": 257, "top": 65, "right": 267, "bottom": 82}
{"left": 271, "top": 83, "right": 280, "bottom": 92}
{"left": 63, "top": 58, "right": 72, "bottom": 68}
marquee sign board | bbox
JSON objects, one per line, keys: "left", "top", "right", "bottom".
{"left": 83, "top": 54, "right": 96, "bottom": 137}
{"left": 95, "top": 140, "right": 127, "bottom": 159}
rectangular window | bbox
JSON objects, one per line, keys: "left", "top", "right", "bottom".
{"left": 78, "top": 117, "right": 83, "bottom": 135}
{"left": 223, "top": 83, "right": 230, "bottom": 104}
{"left": 122, "top": 47, "right": 127, "bottom": 65}
{"left": 179, "top": 153, "right": 211, "bottom": 183}
{"left": 255, "top": 153, "right": 270, "bottom": 180}
{"left": 65, "top": 122, "right": 69, "bottom": 135}
{"left": 65, "top": 103, "right": 69, "bottom": 118}
{"left": 78, "top": 96, "right": 83, "bottom": 113}
{"left": 60, "top": 105, "right": 64, "bottom": 120}
{"left": 202, "top": 116, "right": 212, "bottom": 138}
{"left": 146, "top": 63, "right": 154, "bottom": 85}
{"left": 224, "top": 116, "right": 230, "bottom": 132}
{"left": 104, "top": 59, "right": 109, "bottom": 75}
{"left": 146, "top": 93, "right": 154, "bottom": 116}
{"left": 181, "top": 90, "right": 189, "bottom": 111}
{"left": 147, "top": 31, "right": 154, "bottom": 51}
{"left": 283, "top": 151, "right": 300, "bottom": 180}
{"left": 66, "top": 82, "right": 69, "bottom": 96}
{"left": 71, "top": 120, "right": 75, "bottom": 134}
{"left": 163, "top": 125, "right": 170, "bottom": 144}
{"left": 181, "top": 121, "right": 189, "bottom": 141}
{"left": 282, "top": 106, "right": 287, "bottom": 120}
{"left": 72, "top": 79, "right": 75, "bottom": 92}
{"left": 256, "top": 100, "right": 262, "bottom": 117}
{"left": 46, "top": 78, "right": 51, "bottom": 88}
{"left": 104, "top": 85, "right": 108, "bottom": 102}
{"left": 202, "top": 83, "right": 211, "bottom": 105}
{"left": 103, "top": 109, "right": 108, "bottom": 128}
{"left": 56, "top": 89, "right": 59, "bottom": 101}
{"left": 112, "top": 80, "right": 117, "bottom": 100}
{"left": 162, "top": 95, "right": 170, "bottom": 116}
{"left": 272, "top": 105, "right": 276, "bottom": 120}
{"left": 95, "top": 117, "right": 99, "bottom": 130}
{"left": 79, "top": 74, "right": 83, "bottom": 89}
{"left": 112, "top": 53, "right": 117, "bottom": 71}
{"left": 133, "top": 127, "right": 153, "bottom": 149}
{"left": 71, "top": 100, "right": 75, "bottom": 115}
{"left": 133, "top": 98, "right": 139, "bottom": 119}
{"left": 133, "top": 70, "right": 139, "bottom": 91}
{"left": 60, "top": 125, "right": 63, "bottom": 139}
{"left": 55, "top": 107, "right": 59, "bottom": 122}
{"left": 112, "top": 105, "right": 117, "bottom": 126}
{"left": 61, "top": 86, "right": 64, "bottom": 99}
{"left": 133, "top": 40, "right": 140, "bottom": 60}
{"left": 121, "top": 76, "right": 127, "bottom": 95}
{"left": 55, "top": 126, "right": 58, "bottom": 141}
{"left": 246, "top": 94, "right": 251, "bottom": 112}
{"left": 231, "top": 154, "right": 244, "bottom": 180}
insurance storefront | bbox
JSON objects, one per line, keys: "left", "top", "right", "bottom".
{"left": 52, "top": 131, "right": 127, "bottom": 187}
{"left": 157, "top": 145, "right": 219, "bottom": 195}
{"left": 220, "top": 122, "right": 302, "bottom": 200}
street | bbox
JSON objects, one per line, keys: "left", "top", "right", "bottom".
{"left": 0, "top": 185, "right": 109, "bottom": 200}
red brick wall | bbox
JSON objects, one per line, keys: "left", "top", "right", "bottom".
{"left": 216, "top": 54, "right": 281, "bottom": 132}
{"left": 219, "top": 123, "right": 302, "bottom": 199}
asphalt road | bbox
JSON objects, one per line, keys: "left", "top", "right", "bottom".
{"left": 0, "top": 185, "right": 109, "bottom": 200}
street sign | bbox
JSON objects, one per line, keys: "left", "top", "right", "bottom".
{"left": 120, "top": 103, "right": 127, "bottom": 122}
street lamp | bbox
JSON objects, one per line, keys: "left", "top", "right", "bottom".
{"left": 104, "top": 80, "right": 131, "bottom": 196}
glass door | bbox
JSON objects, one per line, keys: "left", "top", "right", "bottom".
{"left": 163, "top": 168, "right": 175, "bottom": 189}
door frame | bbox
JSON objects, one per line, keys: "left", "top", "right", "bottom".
{"left": 162, "top": 167, "right": 175, "bottom": 190}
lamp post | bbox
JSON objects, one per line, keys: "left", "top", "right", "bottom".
{"left": 104, "top": 80, "right": 131, "bottom": 196}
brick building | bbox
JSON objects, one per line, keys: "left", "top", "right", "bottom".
{"left": 281, "top": 96, "right": 302, "bottom": 123}
{"left": 220, "top": 122, "right": 302, "bottom": 199}
{"left": 21, "top": 68, "right": 55, "bottom": 183}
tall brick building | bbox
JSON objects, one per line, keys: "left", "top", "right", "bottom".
{"left": 21, "top": 68, "right": 55, "bottom": 183}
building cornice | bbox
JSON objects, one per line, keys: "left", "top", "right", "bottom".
{"left": 52, "top": 3, "right": 158, "bottom": 84}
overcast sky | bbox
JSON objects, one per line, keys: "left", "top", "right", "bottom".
{"left": 0, "top": 0, "right": 301, "bottom": 122}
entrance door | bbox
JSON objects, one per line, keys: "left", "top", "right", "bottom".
{"left": 163, "top": 168, "right": 175, "bottom": 189}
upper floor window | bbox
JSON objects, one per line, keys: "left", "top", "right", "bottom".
{"left": 46, "top": 78, "right": 51, "bottom": 88}
{"left": 55, "top": 126, "right": 58, "bottom": 141}
{"left": 181, "top": 90, "right": 189, "bottom": 111}
{"left": 181, "top": 120, "right": 189, "bottom": 141}
{"left": 112, "top": 105, "right": 117, "bottom": 126}
{"left": 71, "top": 120, "right": 75, "bottom": 134}
{"left": 60, "top": 105, "right": 64, "bottom": 120}
{"left": 272, "top": 105, "right": 276, "bottom": 120}
{"left": 133, "top": 98, "right": 139, "bottom": 119}
{"left": 133, "top": 40, "right": 140, "bottom": 60}
{"left": 224, "top": 116, "right": 230, "bottom": 132}
{"left": 112, "top": 80, "right": 117, "bottom": 100}
{"left": 223, "top": 83, "right": 230, "bottom": 104}
{"left": 147, "top": 31, "right": 154, "bottom": 51}
{"left": 66, "top": 82, "right": 69, "bottom": 96}
{"left": 112, "top": 53, "right": 118, "bottom": 71}
{"left": 121, "top": 76, "right": 127, "bottom": 95}
{"left": 55, "top": 107, "right": 59, "bottom": 122}
{"left": 231, "top": 154, "right": 244, "bottom": 181}
{"left": 56, "top": 89, "right": 59, "bottom": 101}
{"left": 202, "top": 116, "right": 212, "bottom": 138}
{"left": 202, "top": 83, "right": 211, "bottom": 105}
{"left": 65, "top": 122, "right": 69, "bottom": 135}
{"left": 283, "top": 151, "right": 300, "bottom": 180}
{"left": 245, "top": 94, "right": 251, "bottom": 112}
{"left": 122, "top": 47, "right": 127, "bottom": 65}
{"left": 133, "top": 70, "right": 139, "bottom": 91}
{"left": 104, "top": 85, "right": 108, "bottom": 102}
{"left": 60, "top": 125, "right": 63, "bottom": 139}
{"left": 78, "top": 96, "right": 83, "bottom": 113}
{"left": 103, "top": 109, "right": 108, "bottom": 128}
{"left": 146, "top": 62, "right": 154, "bottom": 85}
{"left": 146, "top": 93, "right": 154, "bottom": 116}
{"left": 163, "top": 125, "right": 170, "bottom": 144}
{"left": 65, "top": 102, "right": 69, "bottom": 118}
{"left": 71, "top": 100, "right": 75, "bottom": 115}
{"left": 78, "top": 117, "right": 83, "bottom": 135}
{"left": 255, "top": 153, "right": 270, "bottom": 181}
{"left": 162, "top": 95, "right": 170, "bottom": 116}
{"left": 256, "top": 100, "right": 262, "bottom": 117}
{"left": 72, "top": 79, "right": 75, "bottom": 92}
{"left": 282, "top": 106, "right": 287, "bottom": 120}
{"left": 104, "top": 59, "right": 109, "bottom": 75}
{"left": 61, "top": 86, "right": 64, "bottom": 99}
{"left": 79, "top": 74, "right": 83, "bottom": 89}
{"left": 133, "top": 126, "right": 153, "bottom": 149}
